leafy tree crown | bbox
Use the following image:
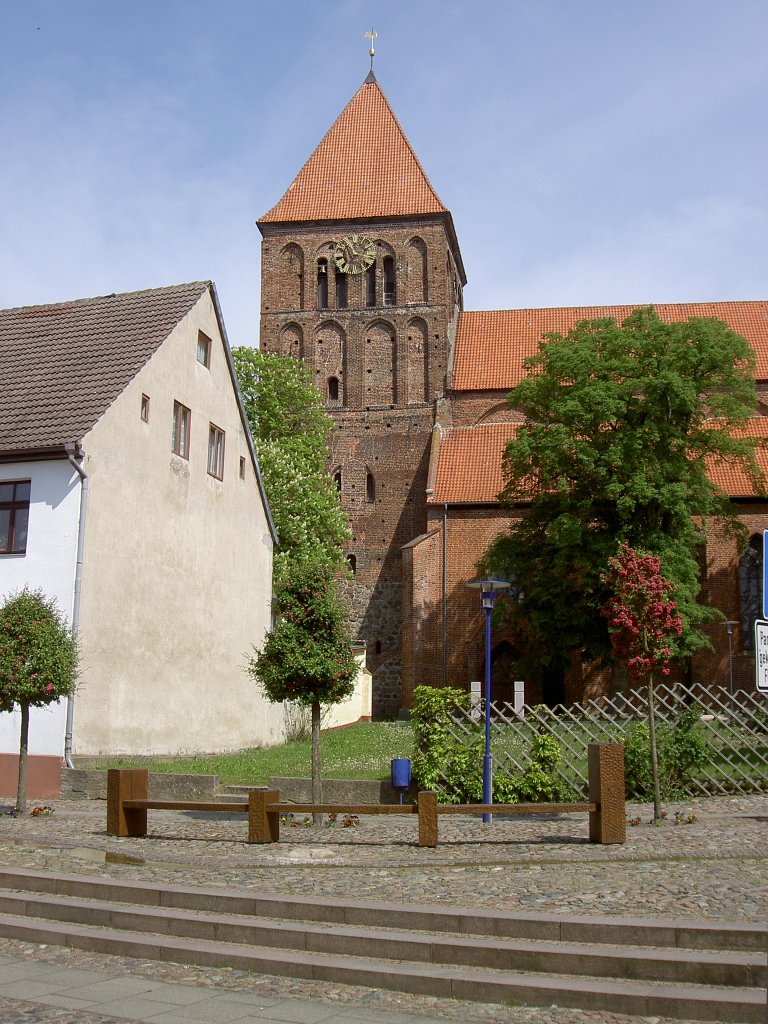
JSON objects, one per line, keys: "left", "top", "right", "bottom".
{"left": 248, "top": 556, "right": 357, "bottom": 707}
{"left": 483, "top": 308, "right": 762, "bottom": 667}
{"left": 0, "top": 589, "right": 77, "bottom": 712}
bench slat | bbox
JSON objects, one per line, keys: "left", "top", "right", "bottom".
{"left": 269, "top": 803, "right": 418, "bottom": 815}
{"left": 123, "top": 800, "right": 248, "bottom": 813}
{"left": 436, "top": 802, "right": 596, "bottom": 815}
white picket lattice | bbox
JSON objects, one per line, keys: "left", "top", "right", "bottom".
{"left": 438, "top": 683, "right": 768, "bottom": 799}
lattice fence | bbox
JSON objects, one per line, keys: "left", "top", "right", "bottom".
{"left": 438, "top": 683, "right": 768, "bottom": 799}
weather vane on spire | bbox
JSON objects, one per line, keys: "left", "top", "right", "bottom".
{"left": 365, "top": 28, "right": 377, "bottom": 72}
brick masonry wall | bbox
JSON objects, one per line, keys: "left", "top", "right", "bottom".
{"left": 259, "top": 215, "right": 462, "bottom": 715}
{"left": 400, "top": 501, "right": 768, "bottom": 709}
{"left": 694, "top": 506, "right": 768, "bottom": 691}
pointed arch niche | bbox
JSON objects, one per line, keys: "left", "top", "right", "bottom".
{"left": 364, "top": 320, "right": 396, "bottom": 407}
{"left": 406, "top": 237, "right": 428, "bottom": 304}
{"left": 279, "top": 323, "right": 303, "bottom": 360}
{"left": 280, "top": 244, "right": 304, "bottom": 310}
{"left": 405, "top": 317, "right": 428, "bottom": 404}
{"left": 314, "top": 321, "right": 347, "bottom": 406}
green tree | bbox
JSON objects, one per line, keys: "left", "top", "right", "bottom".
{"left": 232, "top": 347, "right": 349, "bottom": 577}
{"left": 484, "top": 307, "right": 762, "bottom": 678}
{"left": 247, "top": 556, "right": 357, "bottom": 819}
{"left": 0, "top": 589, "right": 78, "bottom": 813}
{"left": 234, "top": 348, "right": 356, "bottom": 817}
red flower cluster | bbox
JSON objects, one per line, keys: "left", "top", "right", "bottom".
{"left": 601, "top": 544, "right": 683, "bottom": 680}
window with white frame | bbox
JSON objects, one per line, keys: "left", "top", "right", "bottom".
{"left": 208, "top": 423, "right": 225, "bottom": 479}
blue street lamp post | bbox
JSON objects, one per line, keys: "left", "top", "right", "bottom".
{"left": 467, "top": 579, "right": 510, "bottom": 823}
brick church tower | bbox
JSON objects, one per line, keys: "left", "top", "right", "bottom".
{"left": 258, "top": 72, "right": 466, "bottom": 715}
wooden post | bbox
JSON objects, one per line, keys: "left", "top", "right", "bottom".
{"left": 418, "top": 791, "right": 438, "bottom": 848}
{"left": 106, "top": 769, "right": 148, "bottom": 837}
{"left": 588, "top": 743, "right": 625, "bottom": 844}
{"left": 249, "top": 789, "right": 280, "bottom": 843}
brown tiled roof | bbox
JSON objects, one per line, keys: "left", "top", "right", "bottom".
{"left": 429, "top": 423, "right": 519, "bottom": 505}
{"left": 0, "top": 282, "right": 209, "bottom": 456}
{"left": 259, "top": 75, "right": 447, "bottom": 224}
{"left": 707, "top": 417, "right": 768, "bottom": 498}
{"left": 452, "top": 302, "right": 768, "bottom": 392}
{"left": 430, "top": 418, "right": 768, "bottom": 506}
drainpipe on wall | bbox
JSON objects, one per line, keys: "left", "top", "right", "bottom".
{"left": 443, "top": 503, "right": 448, "bottom": 688}
{"left": 64, "top": 442, "right": 88, "bottom": 769}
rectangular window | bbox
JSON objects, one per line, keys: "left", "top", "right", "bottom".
{"left": 172, "top": 401, "right": 191, "bottom": 458}
{"left": 0, "top": 480, "right": 31, "bottom": 555}
{"left": 196, "top": 331, "right": 211, "bottom": 367}
{"left": 208, "top": 423, "right": 225, "bottom": 479}
{"left": 239, "top": 456, "right": 246, "bottom": 480}
{"left": 140, "top": 394, "right": 150, "bottom": 422}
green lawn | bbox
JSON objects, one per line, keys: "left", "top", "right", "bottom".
{"left": 99, "top": 721, "right": 414, "bottom": 786}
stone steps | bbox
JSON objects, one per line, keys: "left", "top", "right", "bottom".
{"left": 0, "top": 868, "right": 765, "bottom": 1022}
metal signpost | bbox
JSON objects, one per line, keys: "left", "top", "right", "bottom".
{"left": 755, "top": 620, "right": 768, "bottom": 693}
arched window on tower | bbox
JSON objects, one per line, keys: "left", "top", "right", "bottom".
{"left": 739, "top": 534, "right": 762, "bottom": 650}
{"left": 383, "top": 257, "right": 396, "bottom": 306}
{"left": 317, "top": 259, "right": 328, "bottom": 309}
{"left": 365, "top": 261, "right": 376, "bottom": 307}
{"left": 366, "top": 471, "right": 375, "bottom": 503}
{"left": 328, "top": 376, "right": 339, "bottom": 403}
{"left": 335, "top": 270, "right": 347, "bottom": 309}
{"left": 332, "top": 469, "right": 342, "bottom": 493}
{"left": 346, "top": 553, "right": 357, "bottom": 575}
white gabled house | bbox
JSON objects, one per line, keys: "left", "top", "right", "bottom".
{"left": 0, "top": 281, "right": 282, "bottom": 798}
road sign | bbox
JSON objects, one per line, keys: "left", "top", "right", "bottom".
{"left": 755, "top": 620, "right": 768, "bottom": 693}
{"left": 763, "top": 532, "right": 768, "bottom": 619}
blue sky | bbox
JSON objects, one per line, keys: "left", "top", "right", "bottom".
{"left": 1, "top": 1, "right": 766, "bottom": 348}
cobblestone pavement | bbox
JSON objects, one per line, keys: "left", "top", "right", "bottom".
{"left": 0, "top": 793, "right": 764, "bottom": 1023}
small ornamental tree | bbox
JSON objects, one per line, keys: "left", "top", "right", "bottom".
{"left": 247, "top": 556, "right": 357, "bottom": 821}
{"left": 0, "top": 589, "right": 78, "bottom": 813}
{"left": 601, "top": 545, "right": 683, "bottom": 820}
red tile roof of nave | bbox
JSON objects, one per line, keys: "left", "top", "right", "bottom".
{"left": 429, "top": 423, "right": 520, "bottom": 505}
{"left": 706, "top": 417, "right": 768, "bottom": 498}
{"left": 452, "top": 302, "right": 768, "bottom": 392}
{"left": 259, "top": 76, "right": 447, "bottom": 224}
{"left": 430, "top": 418, "right": 768, "bottom": 506}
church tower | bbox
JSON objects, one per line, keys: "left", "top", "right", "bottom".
{"left": 258, "top": 72, "right": 466, "bottom": 715}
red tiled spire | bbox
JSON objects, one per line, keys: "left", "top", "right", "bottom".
{"left": 260, "top": 75, "right": 447, "bottom": 224}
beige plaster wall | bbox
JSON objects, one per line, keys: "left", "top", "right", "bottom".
{"left": 75, "top": 290, "right": 281, "bottom": 754}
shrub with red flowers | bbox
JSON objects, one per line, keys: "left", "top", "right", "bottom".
{"left": 601, "top": 545, "right": 683, "bottom": 819}
{"left": 0, "top": 588, "right": 77, "bottom": 814}
{"left": 601, "top": 545, "right": 683, "bottom": 679}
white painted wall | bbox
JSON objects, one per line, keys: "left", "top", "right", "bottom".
{"left": 322, "top": 647, "right": 372, "bottom": 729}
{"left": 74, "top": 289, "right": 281, "bottom": 754}
{"left": 0, "top": 460, "right": 81, "bottom": 756}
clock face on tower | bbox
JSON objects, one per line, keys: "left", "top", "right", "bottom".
{"left": 333, "top": 234, "right": 375, "bottom": 275}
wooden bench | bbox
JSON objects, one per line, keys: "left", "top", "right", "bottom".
{"left": 106, "top": 743, "right": 625, "bottom": 847}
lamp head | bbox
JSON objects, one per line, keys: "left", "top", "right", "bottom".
{"left": 467, "top": 578, "right": 511, "bottom": 610}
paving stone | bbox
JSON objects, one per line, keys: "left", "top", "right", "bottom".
{"left": 0, "top": 794, "right": 763, "bottom": 1024}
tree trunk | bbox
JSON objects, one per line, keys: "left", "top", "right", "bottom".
{"left": 311, "top": 698, "right": 322, "bottom": 826}
{"left": 15, "top": 703, "right": 30, "bottom": 815}
{"left": 646, "top": 673, "right": 662, "bottom": 821}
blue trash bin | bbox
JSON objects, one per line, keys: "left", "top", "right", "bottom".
{"left": 391, "top": 757, "right": 412, "bottom": 804}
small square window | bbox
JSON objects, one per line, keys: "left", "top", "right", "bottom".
{"left": 172, "top": 401, "right": 191, "bottom": 458}
{"left": 208, "top": 424, "right": 225, "bottom": 479}
{"left": 239, "top": 456, "right": 246, "bottom": 480}
{"left": 197, "top": 331, "right": 212, "bottom": 367}
{"left": 0, "top": 479, "right": 30, "bottom": 554}
{"left": 140, "top": 394, "right": 150, "bottom": 422}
